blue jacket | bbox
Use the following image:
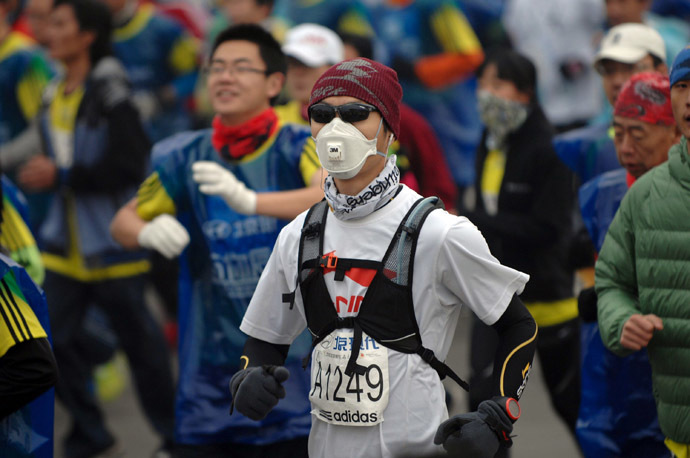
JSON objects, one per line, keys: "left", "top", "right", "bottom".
{"left": 554, "top": 120, "right": 619, "bottom": 185}
{"left": 0, "top": 32, "right": 53, "bottom": 146}
{"left": 141, "top": 126, "right": 314, "bottom": 445}
{"left": 37, "top": 57, "right": 150, "bottom": 270}
{"left": 577, "top": 168, "right": 666, "bottom": 457}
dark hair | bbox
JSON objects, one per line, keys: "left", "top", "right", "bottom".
{"left": 477, "top": 48, "right": 538, "bottom": 103}
{"left": 255, "top": 0, "right": 274, "bottom": 7}
{"left": 53, "top": 0, "right": 112, "bottom": 64}
{"left": 338, "top": 32, "right": 373, "bottom": 60}
{"left": 210, "top": 24, "right": 286, "bottom": 76}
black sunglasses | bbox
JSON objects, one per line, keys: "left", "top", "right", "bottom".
{"left": 308, "top": 103, "right": 378, "bottom": 124}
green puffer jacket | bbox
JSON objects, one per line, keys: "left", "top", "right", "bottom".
{"left": 596, "top": 136, "right": 690, "bottom": 443}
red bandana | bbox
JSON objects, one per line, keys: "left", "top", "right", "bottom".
{"left": 212, "top": 108, "right": 279, "bottom": 160}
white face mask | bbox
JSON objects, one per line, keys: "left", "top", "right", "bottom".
{"left": 314, "top": 117, "right": 388, "bottom": 180}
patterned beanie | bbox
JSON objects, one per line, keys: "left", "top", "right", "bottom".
{"left": 614, "top": 72, "right": 675, "bottom": 126}
{"left": 309, "top": 58, "right": 402, "bottom": 139}
{"left": 670, "top": 45, "right": 690, "bottom": 87}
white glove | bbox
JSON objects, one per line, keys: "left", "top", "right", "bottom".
{"left": 137, "top": 214, "right": 190, "bottom": 259}
{"left": 192, "top": 161, "right": 257, "bottom": 215}
{"left": 131, "top": 90, "right": 160, "bottom": 121}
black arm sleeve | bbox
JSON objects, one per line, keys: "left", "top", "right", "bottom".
{"left": 240, "top": 336, "right": 290, "bottom": 369}
{"left": 0, "top": 337, "right": 58, "bottom": 420}
{"left": 490, "top": 294, "right": 537, "bottom": 400}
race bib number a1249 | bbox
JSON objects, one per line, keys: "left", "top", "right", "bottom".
{"left": 310, "top": 329, "right": 389, "bottom": 426}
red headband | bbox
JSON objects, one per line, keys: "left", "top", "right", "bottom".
{"left": 614, "top": 72, "right": 675, "bottom": 126}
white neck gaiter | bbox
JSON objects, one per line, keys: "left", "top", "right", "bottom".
{"left": 324, "top": 155, "right": 400, "bottom": 221}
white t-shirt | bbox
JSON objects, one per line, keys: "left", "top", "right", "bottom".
{"left": 240, "top": 186, "right": 529, "bottom": 458}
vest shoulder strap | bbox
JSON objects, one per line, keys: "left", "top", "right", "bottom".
{"left": 298, "top": 199, "right": 329, "bottom": 282}
{"left": 382, "top": 196, "right": 444, "bottom": 286}
{"left": 283, "top": 199, "right": 329, "bottom": 309}
{"left": 383, "top": 196, "right": 470, "bottom": 391}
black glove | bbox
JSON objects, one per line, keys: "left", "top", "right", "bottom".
{"left": 229, "top": 365, "right": 289, "bottom": 420}
{"left": 434, "top": 397, "right": 517, "bottom": 457}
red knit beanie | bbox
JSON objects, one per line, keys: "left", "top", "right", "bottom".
{"left": 614, "top": 71, "right": 675, "bottom": 126}
{"left": 309, "top": 58, "right": 402, "bottom": 139}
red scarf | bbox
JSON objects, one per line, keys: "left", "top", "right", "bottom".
{"left": 212, "top": 108, "right": 279, "bottom": 160}
{"left": 626, "top": 171, "right": 636, "bottom": 188}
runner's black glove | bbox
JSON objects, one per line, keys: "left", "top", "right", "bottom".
{"left": 434, "top": 397, "right": 518, "bottom": 457}
{"left": 229, "top": 365, "right": 289, "bottom": 420}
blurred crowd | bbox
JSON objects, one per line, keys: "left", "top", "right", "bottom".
{"left": 1, "top": 0, "right": 690, "bottom": 457}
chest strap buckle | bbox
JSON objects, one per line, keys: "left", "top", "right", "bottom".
{"left": 320, "top": 253, "right": 338, "bottom": 270}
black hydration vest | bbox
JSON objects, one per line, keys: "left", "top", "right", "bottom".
{"left": 283, "top": 196, "right": 469, "bottom": 391}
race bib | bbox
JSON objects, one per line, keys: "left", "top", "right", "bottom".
{"left": 310, "top": 329, "right": 389, "bottom": 426}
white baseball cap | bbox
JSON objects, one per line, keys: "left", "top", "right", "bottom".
{"left": 282, "top": 23, "right": 344, "bottom": 68}
{"left": 595, "top": 23, "right": 666, "bottom": 65}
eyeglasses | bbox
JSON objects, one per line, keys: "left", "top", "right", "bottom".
{"left": 594, "top": 60, "right": 653, "bottom": 77}
{"left": 308, "top": 103, "right": 378, "bottom": 124}
{"left": 206, "top": 61, "right": 269, "bottom": 77}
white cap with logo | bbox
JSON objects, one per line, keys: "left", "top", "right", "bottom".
{"left": 282, "top": 23, "right": 344, "bottom": 68}
{"left": 595, "top": 23, "right": 666, "bottom": 65}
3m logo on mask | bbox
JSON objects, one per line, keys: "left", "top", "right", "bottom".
{"left": 328, "top": 143, "right": 343, "bottom": 161}
{"left": 314, "top": 118, "right": 383, "bottom": 179}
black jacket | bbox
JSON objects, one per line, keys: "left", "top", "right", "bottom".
{"left": 466, "top": 105, "right": 575, "bottom": 302}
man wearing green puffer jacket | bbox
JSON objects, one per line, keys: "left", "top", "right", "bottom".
{"left": 596, "top": 45, "right": 690, "bottom": 458}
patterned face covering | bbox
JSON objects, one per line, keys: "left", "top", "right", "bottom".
{"left": 323, "top": 155, "right": 400, "bottom": 221}
{"left": 477, "top": 90, "right": 529, "bottom": 148}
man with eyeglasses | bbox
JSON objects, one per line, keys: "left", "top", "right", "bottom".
{"left": 554, "top": 23, "right": 667, "bottom": 287}
{"left": 110, "top": 24, "right": 324, "bottom": 457}
{"left": 557, "top": 23, "right": 668, "bottom": 185}
{"left": 555, "top": 23, "right": 672, "bottom": 456}
{"left": 577, "top": 71, "right": 678, "bottom": 458}
{"left": 596, "top": 46, "right": 690, "bottom": 458}
{"left": 230, "top": 58, "right": 537, "bottom": 458}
